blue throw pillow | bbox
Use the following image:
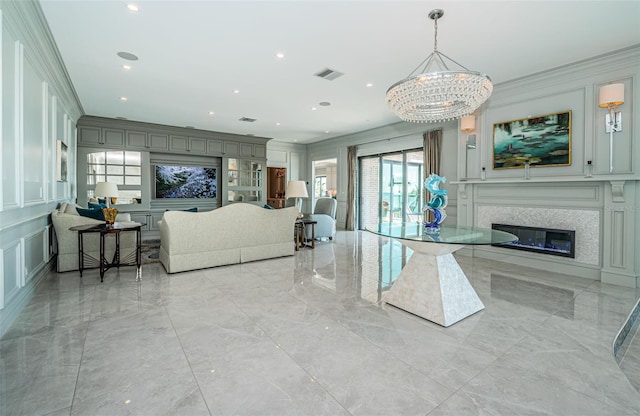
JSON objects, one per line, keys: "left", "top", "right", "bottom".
{"left": 165, "top": 207, "right": 198, "bottom": 212}
{"left": 97, "top": 197, "right": 107, "bottom": 205}
{"left": 76, "top": 207, "right": 105, "bottom": 221}
{"left": 88, "top": 202, "right": 107, "bottom": 210}
{"left": 263, "top": 204, "right": 275, "bottom": 210}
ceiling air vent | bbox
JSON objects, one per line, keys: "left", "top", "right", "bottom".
{"left": 314, "top": 68, "right": 344, "bottom": 81}
{"left": 239, "top": 117, "right": 256, "bottom": 123}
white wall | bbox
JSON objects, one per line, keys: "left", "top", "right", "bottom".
{"left": 0, "top": 1, "right": 82, "bottom": 336}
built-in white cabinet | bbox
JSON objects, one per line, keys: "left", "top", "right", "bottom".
{"left": 207, "top": 139, "right": 223, "bottom": 155}
{"left": 225, "top": 158, "right": 265, "bottom": 205}
{"left": 102, "top": 129, "right": 126, "bottom": 147}
{"left": 169, "top": 135, "right": 207, "bottom": 153}
{"left": 240, "top": 143, "right": 266, "bottom": 158}
{"left": 78, "top": 120, "right": 268, "bottom": 160}
{"left": 129, "top": 211, "right": 164, "bottom": 232}
{"left": 223, "top": 141, "right": 239, "bottom": 156}
{"left": 126, "top": 131, "right": 169, "bottom": 151}
{"left": 78, "top": 126, "right": 125, "bottom": 147}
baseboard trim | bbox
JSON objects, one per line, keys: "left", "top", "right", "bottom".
{"left": 0, "top": 260, "right": 53, "bottom": 338}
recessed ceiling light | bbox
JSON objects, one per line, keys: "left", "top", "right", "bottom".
{"left": 366, "top": 83, "right": 373, "bottom": 87}
{"left": 122, "top": 64, "right": 131, "bottom": 70}
{"left": 276, "top": 122, "right": 280, "bottom": 126}
{"left": 120, "top": 97, "right": 128, "bottom": 101}
{"left": 325, "top": 130, "right": 330, "bottom": 134}
{"left": 276, "top": 52, "right": 285, "bottom": 59}
{"left": 233, "top": 89, "right": 240, "bottom": 94}
{"left": 117, "top": 51, "right": 138, "bottom": 61}
{"left": 311, "top": 107, "right": 317, "bottom": 111}
{"left": 126, "top": 4, "right": 139, "bottom": 12}
{"left": 208, "top": 111, "right": 215, "bottom": 115}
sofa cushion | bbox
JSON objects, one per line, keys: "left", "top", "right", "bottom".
{"left": 88, "top": 202, "right": 108, "bottom": 210}
{"left": 64, "top": 203, "right": 81, "bottom": 215}
{"left": 76, "top": 207, "right": 105, "bottom": 221}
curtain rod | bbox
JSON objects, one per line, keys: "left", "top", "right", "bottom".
{"left": 354, "top": 128, "right": 442, "bottom": 148}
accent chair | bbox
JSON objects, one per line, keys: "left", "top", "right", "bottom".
{"left": 305, "top": 197, "right": 337, "bottom": 241}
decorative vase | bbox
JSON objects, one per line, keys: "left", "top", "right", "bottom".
{"left": 110, "top": 197, "right": 118, "bottom": 205}
{"left": 102, "top": 208, "right": 119, "bottom": 225}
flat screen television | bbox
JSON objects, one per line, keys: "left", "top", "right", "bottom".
{"left": 154, "top": 165, "right": 217, "bottom": 199}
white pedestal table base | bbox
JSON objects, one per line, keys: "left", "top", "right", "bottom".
{"left": 383, "top": 239, "right": 484, "bottom": 327}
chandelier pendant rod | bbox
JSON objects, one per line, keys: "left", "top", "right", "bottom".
{"left": 433, "top": 50, "right": 472, "bottom": 72}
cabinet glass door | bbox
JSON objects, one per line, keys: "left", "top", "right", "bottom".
{"left": 227, "top": 158, "right": 263, "bottom": 203}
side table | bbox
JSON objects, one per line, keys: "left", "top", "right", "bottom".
{"left": 295, "top": 218, "right": 317, "bottom": 250}
{"left": 69, "top": 222, "right": 145, "bottom": 282}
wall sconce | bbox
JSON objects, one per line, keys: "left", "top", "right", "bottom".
{"left": 598, "top": 83, "right": 624, "bottom": 173}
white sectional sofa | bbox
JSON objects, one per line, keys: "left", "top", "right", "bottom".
{"left": 159, "top": 204, "right": 299, "bottom": 273}
{"left": 51, "top": 203, "right": 138, "bottom": 273}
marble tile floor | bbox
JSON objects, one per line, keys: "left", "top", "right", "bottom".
{"left": 618, "top": 313, "right": 640, "bottom": 392}
{"left": 1, "top": 230, "right": 639, "bottom": 416}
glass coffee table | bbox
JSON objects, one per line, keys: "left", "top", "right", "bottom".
{"left": 367, "top": 223, "right": 517, "bottom": 327}
{"left": 70, "top": 222, "right": 145, "bottom": 282}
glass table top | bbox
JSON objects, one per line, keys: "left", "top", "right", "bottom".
{"left": 367, "top": 222, "right": 518, "bottom": 245}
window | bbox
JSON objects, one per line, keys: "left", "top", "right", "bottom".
{"left": 358, "top": 149, "right": 424, "bottom": 229}
{"left": 314, "top": 175, "right": 327, "bottom": 198}
{"left": 86, "top": 150, "right": 142, "bottom": 204}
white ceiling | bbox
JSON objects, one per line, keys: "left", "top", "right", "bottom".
{"left": 39, "top": 1, "right": 640, "bottom": 144}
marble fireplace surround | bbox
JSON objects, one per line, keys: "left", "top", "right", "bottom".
{"left": 477, "top": 206, "right": 599, "bottom": 266}
{"left": 457, "top": 178, "right": 638, "bottom": 287}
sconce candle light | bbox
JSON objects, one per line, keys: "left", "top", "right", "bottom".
{"left": 598, "top": 83, "right": 624, "bottom": 173}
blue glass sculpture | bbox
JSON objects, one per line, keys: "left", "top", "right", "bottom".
{"left": 423, "top": 173, "right": 448, "bottom": 233}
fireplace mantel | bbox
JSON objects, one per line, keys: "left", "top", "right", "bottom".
{"left": 455, "top": 178, "right": 638, "bottom": 288}
{"left": 452, "top": 175, "right": 638, "bottom": 185}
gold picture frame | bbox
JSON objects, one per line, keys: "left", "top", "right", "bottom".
{"left": 492, "top": 110, "right": 572, "bottom": 169}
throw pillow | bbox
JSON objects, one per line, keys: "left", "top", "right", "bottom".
{"left": 263, "top": 204, "right": 275, "bottom": 210}
{"left": 65, "top": 203, "right": 81, "bottom": 215}
{"left": 76, "top": 207, "right": 105, "bottom": 221}
{"left": 88, "top": 202, "right": 108, "bottom": 210}
{"left": 97, "top": 197, "right": 107, "bottom": 205}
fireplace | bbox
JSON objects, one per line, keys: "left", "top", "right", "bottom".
{"left": 491, "top": 223, "right": 575, "bottom": 258}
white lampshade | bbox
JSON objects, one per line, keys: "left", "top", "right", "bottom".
{"left": 94, "top": 182, "right": 119, "bottom": 198}
{"left": 599, "top": 83, "right": 624, "bottom": 108}
{"left": 285, "top": 181, "right": 308, "bottom": 199}
{"left": 460, "top": 115, "right": 476, "bottom": 133}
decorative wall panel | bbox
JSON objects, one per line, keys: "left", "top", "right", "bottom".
{"left": 1, "top": 240, "right": 22, "bottom": 310}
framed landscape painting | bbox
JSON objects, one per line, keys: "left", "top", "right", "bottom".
{"left": 492, "top": 110, "right": 572, "bottom": 169}
{"left": 56, "top": 140, "right": 68, "bottom": 181}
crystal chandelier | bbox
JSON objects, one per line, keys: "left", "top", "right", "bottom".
{"left": 386, "top": 9, "right": 493, "bottom": 123}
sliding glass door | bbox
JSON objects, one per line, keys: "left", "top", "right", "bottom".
{"left": 359, "top": 149, "right": 424, "bottom": 229}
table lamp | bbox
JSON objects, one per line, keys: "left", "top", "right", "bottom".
{"left": 94, "top": 182, "right": 119, "bottom": 208}
{"left": 285, "top": 180, "right": 308, "bottom": 218}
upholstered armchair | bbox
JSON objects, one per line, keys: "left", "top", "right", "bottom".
{"left": 305, "top": 197, "right": 337, "bottom": 241}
